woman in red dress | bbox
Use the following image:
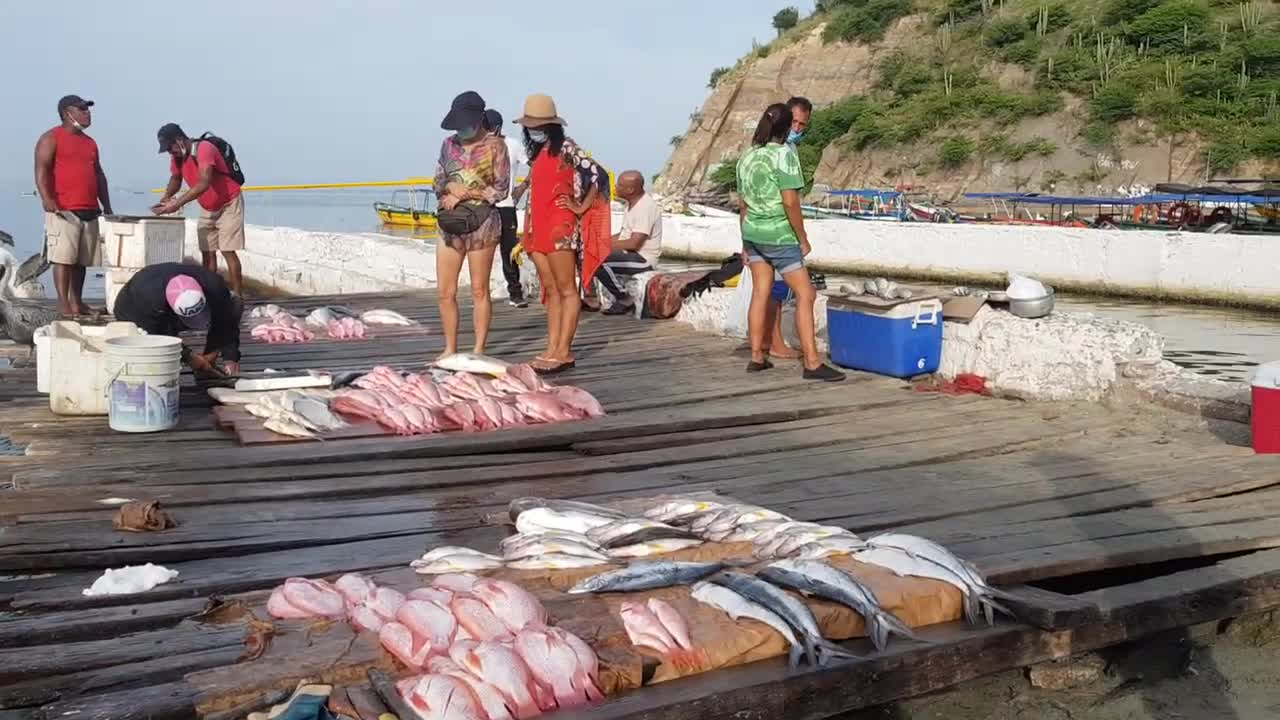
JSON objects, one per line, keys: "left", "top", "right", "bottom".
{"left": 516, "top": 94, "right": 610, "bottom": 375}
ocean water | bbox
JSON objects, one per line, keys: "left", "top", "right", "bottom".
{"left": 3, "top": 188, "right": 1278, "bottom": 381}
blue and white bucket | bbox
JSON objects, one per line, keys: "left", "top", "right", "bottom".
{"left": 104, "top": 335, "right": 183, "bottom": 433}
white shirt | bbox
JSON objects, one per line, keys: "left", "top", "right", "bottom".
{"left": 619, "top": 192, "right": 663, "bottom": 265}
{"left": 497, "top": 135, "right": 528, "bottom": 209}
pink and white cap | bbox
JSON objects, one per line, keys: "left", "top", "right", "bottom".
{"left": 165, "top": 274, "right": 210, "bottom": 329}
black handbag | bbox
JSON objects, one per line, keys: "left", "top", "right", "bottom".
{"left": 437, "top": 200, "right": 493, "bottom": 235}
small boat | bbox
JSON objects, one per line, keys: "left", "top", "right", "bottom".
{"left": 374, "top": 189, "right": 438, "bottom": 229}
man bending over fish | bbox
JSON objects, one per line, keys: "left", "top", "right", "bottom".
{"left": 112, "top": 263, "right": 244, "bottom": 378}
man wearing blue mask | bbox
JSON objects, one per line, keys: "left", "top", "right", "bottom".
{"left": 762, "top": 96, "right": 814, "bottom": 360}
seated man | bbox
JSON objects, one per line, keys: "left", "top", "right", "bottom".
{"left": 588, "top": 170, "right": 662, "bottom": 316}
{"left": 112, "top": 262, "right": 244, "bottom": 378}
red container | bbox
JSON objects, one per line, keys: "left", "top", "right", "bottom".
{"left": 1251, "top": 362, "right": 1280, "bottom": 454}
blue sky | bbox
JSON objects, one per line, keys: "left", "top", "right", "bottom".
{"left": 0, "top": 0, "right": 813, "bottom": 193}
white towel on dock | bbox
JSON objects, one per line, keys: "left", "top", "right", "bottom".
{"left": 82, "top": 563, "right": 179, "bottom": 596}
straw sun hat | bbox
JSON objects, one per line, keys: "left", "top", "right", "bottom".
{"left": 514, "top": 94, "right": 568, "bottom": 128}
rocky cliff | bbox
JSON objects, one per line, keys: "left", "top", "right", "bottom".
{"left": 658, "top": 18, "right": 1279, "bottom": 204}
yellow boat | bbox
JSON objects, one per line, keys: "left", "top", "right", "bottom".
{"left": 375, "top": 189, "right": 438, "bottom": 229}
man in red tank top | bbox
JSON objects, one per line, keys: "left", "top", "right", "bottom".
{"left": 33, "top": 95, "right": 113, "bottom": 316}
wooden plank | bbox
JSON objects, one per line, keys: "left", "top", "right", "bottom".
{"left": 997, "top": 585, "right": 1102, "bottom": 630}
{"left": 0, "top": 598, "right": 208, "bottom": 647}
{"left": 0, "top": 624, "right": 245, "bottom": 685}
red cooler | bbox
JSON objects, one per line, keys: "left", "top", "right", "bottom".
{"left": 1251, "top": 361, "right": 1280, "bottom": 454}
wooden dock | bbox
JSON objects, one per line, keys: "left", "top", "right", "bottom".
{"left": 2, "top": 291, "right": 1280, "bottom": 720}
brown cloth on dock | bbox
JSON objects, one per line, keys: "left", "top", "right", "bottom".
{"left": 112, "top": 500, "right": 178, "bottom": 532}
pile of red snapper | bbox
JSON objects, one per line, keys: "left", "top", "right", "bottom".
{"left": 250, "top": 314, "right": 315, "bottom": 344}
{"left": 268, "top": 572, "right": 604, "bottom": 719}
{"left": 332, "top": 365, "right": 604, "bottom": 435}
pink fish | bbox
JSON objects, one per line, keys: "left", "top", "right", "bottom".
{"left": 350, "top": 605, "right": 387, "bottom": 633}
{"left": 551, "top": 387, "right": 605, "bottom": 418}
{"left": 514, "top": 393, "right": 580, "bottom": 423}
{"left": 280, "top": 578, "right": 346, "bottom": 618}
{"left": 380, "top": 621, "right": 431, "bottom": 670}
{"left": 266, "top": 588, "right": 312, "bottom": 619}
{"left": 507, "top": 364, "right": 549, "bottom": 393}
{"left": 397, "top": 599, "right": 458, "bottom": 651}
{"left": 444, "top": 402, "right": 479, "bottom": 432}
{"left": 647, "top": 598, "right": 695, "bottom": 651}
{"left": 549, "top": 628, "right": 604, "bottom": 702}
{"left": 367, "top": 586, "right": 407, "bottom": 621}
{"left": 331, "top": 395, "right": 381, "bottom": 421}
{"left": 513, "top": 628, "right": 589, "bottom": 709}
{"left": 399, "top": 404, "right": 439, "bottom": 434}
{"left": 471, "top": 580, "right": 547, "bottom": 633}
{"left": 427, "top": 657, "right": 516, "bottom": 720}
{"left": 405, "top": 674, "right": 487, "bottom": 720}
{"left": 474, "top": 398, "right": 508, "bottom": 430}
{"left": 450, "top": 640, "right": 543, "bottom": 719}
{"left": 619, "top": 601, "right": 702, "bottom": 672}
{"left": 334, "top": 573, "right": 376, "bottom": 607}
{"left": 452, "top": 596, "right": 514, "bottom": 642}
{"left": 379, "top": 406, "right": 413, "bottom": 435}
{"left": 491, "top": 373, "right": 530, "bottom": 396}
{"left": 499, "top": 403, "right": 526, "bottom": 427}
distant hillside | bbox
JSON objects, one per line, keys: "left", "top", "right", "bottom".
{"left": 659, "top": 0, "right": 1280, "bottom": 202}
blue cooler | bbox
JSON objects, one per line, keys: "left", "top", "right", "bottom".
{"left": 827, "top": 295, "right": 943, "bottom": 378}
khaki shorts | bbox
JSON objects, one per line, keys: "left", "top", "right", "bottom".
{"left": 45, "top": 211, "right": 102, "bottom": 266}
{"left": 197, "top": 194, "right": 246, "bottom": 252}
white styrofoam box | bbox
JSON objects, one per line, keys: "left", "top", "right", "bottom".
{"left": 105, "top": 267, "right": 141, "bottom": 315}
{"left": 47, "top": 321, "right": 142, "bottom": 415}
{"left": 101, "top": 216, "right": 186, "bottom": 269}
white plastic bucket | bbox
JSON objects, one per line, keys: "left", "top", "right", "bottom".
{"left": 104, "top": 335, "right": 183, "bottom": 433}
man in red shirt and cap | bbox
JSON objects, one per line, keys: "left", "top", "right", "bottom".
{"left": 152, "top": 124, "right": 245, "bottom": 296}
{"left": 33, "top": 94, "right": 113, "bottom": 316}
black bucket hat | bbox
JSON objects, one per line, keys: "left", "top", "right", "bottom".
{"left": 441, "top": 91, "right": 486, "bottom": 131}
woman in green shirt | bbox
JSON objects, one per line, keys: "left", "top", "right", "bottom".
{"left": 736, "top": 104, "right": 844, "bottom": 382}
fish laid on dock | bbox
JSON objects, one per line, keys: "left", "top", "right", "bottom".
{"left": 361, "top": 308, "right": 417, "bottom": 326}
{"left": 507, "top": 497, "right": 628, "bottom": 522}
{"left": 263, "top": 417, "right": 319, "bottom": 439}
{"left": 606, "top": 538, "right": 704, "bottom": 558}
{"left": 645, "top": 499, "right": 726, "bottom": 525}
{"left": 707, "top": 571, "right": 859, "bottom": 667}
{"left": 568, "top": 561, "right": 726, "bottom": 594}
{"left": 692, "top": 581, "right": 806, "bottom": 667}
{"left": 506, "top": 553, "right": 611, "bottom": 571}
{"left": 434, "top": 352, "right": 511, "bottom": 376}
{"left": 586, "top": 519, "right": 698, "bottom": 547}
{"left": 514, "top": 507, "right": 618, "bottom": 536}
{"left": 855, "top": 532, "right": 1016, "bottom": 626}
{"left": 757, "top": 559, "right": 924, "bottom": 652}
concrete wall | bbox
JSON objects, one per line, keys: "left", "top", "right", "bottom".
{"left": 660, "top": 216, "right": 1280, "bottom": 307}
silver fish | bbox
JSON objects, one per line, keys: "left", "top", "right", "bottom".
{"left": 691, "top": 581, "right": 804, "bottom": 667}
{"left": 702, "top": 507, "right": 791, "bottom": 536}
{"left": 499, "top": 531, "right": 603, "bottom": 552}
{"left": 713, "top": 520, "right": 796, "bottom": 544}
{"left": 568, "top": 561, "right": 726, "bottom": 595}
{"left": 514, "top": 507, "right": 617, "bottom": 536}
{"left": 706, "top": 572, "right": 859, "bottom": 667}
{"left": 417, "top": 546, "right": 504, "bottom": 564}
{"left": 292, "top": 397, "right": 348, "bottom": 431}
{"left": 263, "top": 417, "right": 318, "bottom": 439}
{"left": 305, "top": 307, "right": 339, "bottom": 328}
{"left": 411, "top": 554, "right": 504, "bottom": 574}
{"left": 433, "top": 352, "right": 510, "bottom": 376}
{"left": 506, "top": 553, "right": 610, "bottom": 570}
{"left": 859, "top": 533, "right": 1016, "bottom": 626}
{"left": 360, "top": 309, "right": 417, "bottom": 326}
{"left": 797, "top": 537, "right": 870, "bottom": 560}
{"left": 758, "top": 527, "right": 859, "bottom": 559}
{"left": 606, "top": 538, "right": 703, "bottom": 558}
{"left": 759, "top": 560, "right": 925, "bottom": 652}
{"left": 645, "top": 499, "right": 726, "bottom": 525}
{"left": 501, "top": 539, "right": 612, "bottom": 562}
{"left": 689, "top": 508, "right": 742, "bottom": 534}
{"left": 508, "top": 497, "right": 628, "bottom": 522}
{"left": 588, "top": 520, "right": 698, "bottom": 548}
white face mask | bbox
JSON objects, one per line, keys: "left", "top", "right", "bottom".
{"left": 68, "top": 114, "right": 84, "bottom": 130}
{"left": 528, "top": 129, "right": 548, "bottom": 143}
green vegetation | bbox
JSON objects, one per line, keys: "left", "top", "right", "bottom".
{"left": 708, "top": 66, "right": 731, "bottom": 89}
{"left": 773, "top": 6, "right": 801, "bottom": 33}
{"left": 709, "top": 158, "right": 740, "bottom": 192}
{"left": 762, "top": 0, "right": 1280, "bottom": 174}
{"left": 939, "top": 136, "right": 976, "bottom": 165}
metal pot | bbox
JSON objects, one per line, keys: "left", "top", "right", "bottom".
{"left": 1007, "top": 286, "right": 1055, "bottom": 319}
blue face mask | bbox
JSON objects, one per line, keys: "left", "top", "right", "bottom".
{"left": 527, "top": 129, "right": 549, "bottom": 143}
{"left": 787, "top": 129, "right": 805, "bottom": 144}
{"left": 457, "top": 126, "right": 480, "bottom": 141}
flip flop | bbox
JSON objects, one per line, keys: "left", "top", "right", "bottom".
{"left": 534, "top": 360, "right": 576, "bottom": 376}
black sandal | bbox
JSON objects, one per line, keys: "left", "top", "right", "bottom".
{"left": 535, "top": 360, "right": 577, "bottom": 376}
{"left": 603, "top": 302, "right": 635, "bottom": 316}
{"left": 746, "top": 359, "right": 775, "bottom": 373}
{"left": 803, "top": 364, "right": 846, "bottom": 382}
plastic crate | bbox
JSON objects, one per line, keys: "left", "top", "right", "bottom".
{"left": 827, "top": 296, "right": 943, "bottom": 378}
{"left": 101, "top": 215, "right": 185, "bottom": 269}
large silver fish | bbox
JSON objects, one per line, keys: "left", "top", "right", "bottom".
{"left": 757, "top": 527, "right": 860, "bottom": 559}
{"left": 645, "top": 499, "right": 726, "bottom": 525}
{"left": 506, "top": 553, "right": 611, "bottom": 570}
{"left": 691, "top": 581, "right": 805, "bottom": 668}
{"left": 501, "top": 538, "right": 612, "bottom": 563}
{"left": 587, "top": 520, "right": 699, "bottom": 548}
{"left": 758, "top": 560, "right": 924, "bottom": 652}
{"left": 292, "top": 396, "right": 349, "bottom": 431}
{"left": 856, "top": 532, "right": 1016, "bottom": 626}
{"left": 499, "top": 530, "right": 603, "bottom": 552}
{"left": 706, "top": 572, "right": 859, "bottom": 667}
{"left": 568, "top": 561, "right": 726, "bottom": 595}
{"left": 507, "top": 497, "right": 628, "bottom": 522}
{"left": 514, "top": 507, "right": 617, "bottom": 536}
{"left": 434, "top": 352, "right": 511, "bottom": 377}
{"left": 606, "top": 538, "right": 703, "bottom": 558}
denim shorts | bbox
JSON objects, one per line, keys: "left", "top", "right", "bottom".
{"left": 743, "top": 241, "right": 805, "bottom": 275}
